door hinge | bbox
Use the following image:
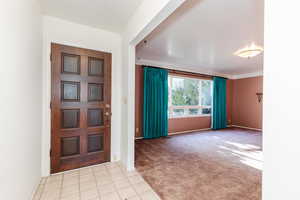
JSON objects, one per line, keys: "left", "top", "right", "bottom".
{"left": 50, "top": 102, "right": 52, "bottom": 109}
{"left": 50, "top": 149, "right": 52, "bottom": 157}
{"left": 50, "top": 53, "right": 52, "bottom": 62}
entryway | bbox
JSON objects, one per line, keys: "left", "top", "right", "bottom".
{"left": 50, "top": 43, "right": 112, "bottom": 173}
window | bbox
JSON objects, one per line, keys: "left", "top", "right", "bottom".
{"left": 168, "top": 75, "right": 212, "bottom": 118}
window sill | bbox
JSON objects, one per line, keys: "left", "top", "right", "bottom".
{"left": 169, "top": 114, "right": 211, "bottom": 119}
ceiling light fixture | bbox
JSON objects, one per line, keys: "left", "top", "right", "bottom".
{"left": 234, "top": 43, "right": 264, "bottom": 58}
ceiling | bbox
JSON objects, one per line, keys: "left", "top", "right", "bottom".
{"left": 42, "top": 0, "right": 143, "bottom": 33}
{"left": 136, "top": 0, "right": 264, "bottom": 77}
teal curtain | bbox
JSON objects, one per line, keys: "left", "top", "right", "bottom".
{"left": 212, "top": 77, "right": 227, "bottom": 130}
{"left": 143, "top": 67, "right": 168, "bottom": 139}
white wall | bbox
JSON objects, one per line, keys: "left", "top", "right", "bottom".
{"left": 0, "top": 0, "right": 43, "bottom": 199}
{"left": 264, "top": 1, "right": 300, "bottom": 199}
{"left": 42, "top": 16, "right": 122, "bottom": 176}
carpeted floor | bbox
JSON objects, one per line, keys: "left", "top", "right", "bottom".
{"left": 135, "top": 128, "right": 262, "bottom": 200}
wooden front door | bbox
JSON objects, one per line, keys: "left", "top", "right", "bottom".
{"left": 51, "top": 43, "right": 111, "bottom": 173}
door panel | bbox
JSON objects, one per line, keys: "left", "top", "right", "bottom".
{"left": 51, "top": 43, "right": 111, "bottom": 173}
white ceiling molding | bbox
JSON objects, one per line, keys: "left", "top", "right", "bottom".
{"left": 230, "top": 71, "right": 264, "bottom": 79}
{"left": 136, "top": 59, "right": 263, "bottom": 80}
{"left": 136, "top": 59, "right": 232, "bottom": 78}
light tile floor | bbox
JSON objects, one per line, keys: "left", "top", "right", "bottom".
{"left": 33, "top": 162, "right": 161, "bottom": 200}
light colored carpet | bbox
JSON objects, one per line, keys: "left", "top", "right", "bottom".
{"left": 135, "top": 128, "right": 262, "bottom": 200}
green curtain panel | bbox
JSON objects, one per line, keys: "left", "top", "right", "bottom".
{"left": 143, "top": 67, "right": 168, "bottom": 139}
{"left": 212, "top": 77, "right": 227, "bottom": 130}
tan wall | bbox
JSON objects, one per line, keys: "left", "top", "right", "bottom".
{"left": 232, "top": 76, "right": 263, "bottom": 129}
{"left": 168, "top": 117, "right": 211, "bottom": 133}
{"left": 135, "top": 65, "right": 263, "bottom": 137}
{"left": 227, "top": 79, "right": 233, "bottom": 125}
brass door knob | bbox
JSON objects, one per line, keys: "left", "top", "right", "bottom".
{"left": 105, "top": 112, "right": 112, "bottom": 116}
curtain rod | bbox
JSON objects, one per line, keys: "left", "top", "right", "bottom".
{"left": 141, "top": 65, "right": 219, "bottom": 79}
{"left": 168, "top": 69, "right": 212, "bottom": 79}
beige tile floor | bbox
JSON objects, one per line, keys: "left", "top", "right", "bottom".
{"left": 33, "top": 162, "right": 161, "bottom": 200}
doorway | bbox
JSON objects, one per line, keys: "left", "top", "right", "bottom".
{"left": 50, "top": 43, "right": 112, "bottom": 173}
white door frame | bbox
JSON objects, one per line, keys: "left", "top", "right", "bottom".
{"left": 120, "top": 0, "right": 187, "bottom": 170}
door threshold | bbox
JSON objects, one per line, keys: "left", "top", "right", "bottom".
{"left": 50, "top": 161, "right": 121, "bottom": 176}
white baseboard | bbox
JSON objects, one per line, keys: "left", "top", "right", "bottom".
{"left": 231, "top": 125, "right": 262, "bottom": 131}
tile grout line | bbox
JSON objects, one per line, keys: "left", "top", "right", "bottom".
{"left": 31, "top": 184, "right": 39, "bottom": 200}
{"left": 124, "top": 169, "right": 141, "bottom": 199}
{"left": 102, "top": 165, "right": 115, "bottom": 199}
{"left": 105, "top": 166, "right": 119, "bottom": 199}
{"left": 125, "top": 163, "right": 152, "bottom": 199}
{"left": 118, "top": 163, "right": 154, "bottom": 200}
{"left": 107, "top": 164, "right": 123, "bottom": 200}
{"left": 92, "top": 166, "right": 102, "bottom": 200}
{"left": 39, "top": 177, "right": 48, "bottom": 200}
{"left": 131, "top": 170, "right": 161, "bottom": 200}
{"left": 36, "top": 178, "right": 46, "bottom": 200}
{"left": 78, "top": 170, "right": 82, "bottom": 200}
{"left": 58, "top": 173, "right": 64, "bottom": 200}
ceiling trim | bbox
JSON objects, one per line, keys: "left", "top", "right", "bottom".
{"left": 230, "top": 71, "right": 264, "bottom": 79}
{"left": 136, "top": 59, "right": 263, "bottom": 80}
{"left": 136, "top": 59, "right": 232, "bottom": 78}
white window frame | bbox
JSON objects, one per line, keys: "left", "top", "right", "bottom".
{"left": 168, "top": 75, "right": 212, "bottom": 118}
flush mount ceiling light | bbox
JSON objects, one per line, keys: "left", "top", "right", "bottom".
{"left": 234, "top": 43, "right": 264, "bottom": 58}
